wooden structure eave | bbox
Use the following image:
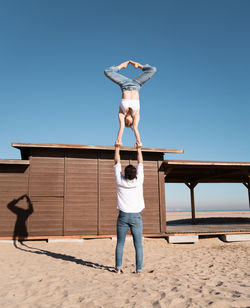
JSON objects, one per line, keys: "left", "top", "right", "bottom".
{"left": 164, "top": 159, "right": 250, "bottom": 183}
{"left": 0, "top": 159, "right": 30, "bottom": 165}
{"left": 12, "top": 142, "right": 184, "bottom": 160}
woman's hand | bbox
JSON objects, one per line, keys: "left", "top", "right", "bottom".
{"left": 129, "top": 60, "right": 143, "bottom": 69}
{"left": 115, "top": 141, "right": 122, "bottom": 147}
{"left": 134, "top": 141, "right": 143, "bottom": 148}
{"left": 115, "top": 140, "right": 123, "bottom": 147}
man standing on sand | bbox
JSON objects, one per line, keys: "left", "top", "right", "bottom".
{"left": 114, "top": 143, "right": 145, "bottom": 274}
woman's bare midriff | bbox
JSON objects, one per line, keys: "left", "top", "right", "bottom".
{"left": 122, "top": 90, "right": 139, "bottom": 100}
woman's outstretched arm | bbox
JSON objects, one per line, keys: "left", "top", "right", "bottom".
{"left": 116, "top": 110, "right": 125, "bottom": 146}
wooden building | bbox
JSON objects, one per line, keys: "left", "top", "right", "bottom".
{"left": 0, "top": 143, "right": 183, "bottom": 239}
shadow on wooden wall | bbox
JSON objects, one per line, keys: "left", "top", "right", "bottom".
{"left": 7, "top": 194, "right": 33, "bottom": 246}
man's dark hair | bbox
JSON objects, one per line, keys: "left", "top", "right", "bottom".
{"left": 124, "top": 164, "right": 137, "bottom": 180}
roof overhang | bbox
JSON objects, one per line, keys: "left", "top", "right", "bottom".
{"left": 164, "top": 160, "right": 250, "bottom": 183}
{"left": 11, "top": 142, "right": 184, "bottom": 160}
{"left": 0, "top": 159, "right": 30, "bottom": 165}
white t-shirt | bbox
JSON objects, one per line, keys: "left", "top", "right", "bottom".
{"left": 114, "top": 162, "right": 145, "bottom": 213}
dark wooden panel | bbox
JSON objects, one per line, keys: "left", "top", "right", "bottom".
{"left": 28, "top": 197, "right": 63, "bottom": 236}
{"left": 31, "top": 148, "right": 65, "bottom": 158}
{"left": 29, "top": 157, "right": 64, "bottom": 197}
{"left": 0, "top": 166, "right": 29, "bottom": 237}
{"left": 65, "top": 149, "right": 98, "bottom": 160}
{"left": 64, "top": 157, "right": 98, "bottom": 235}
{"left": 0, "top": 165, "right": 29, "bottom": 173}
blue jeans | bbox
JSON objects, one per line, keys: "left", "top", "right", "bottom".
{"left": 104, "top": 64, "right": 157, "bottom": 91}
{"left": 115, "top": 210, "right": 143, "bottom": 272}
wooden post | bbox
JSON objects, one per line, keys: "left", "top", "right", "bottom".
{"left": 249, "top": 179, "right": 250, "bottom": 210}
{"left": 243, "top": 179, "right": 250, "bottom": 210}
{"left": 97, "top": 151, "right": 100, "bottom": 235}
{"left": 63, "top": 153, "right": 66, "bottom": 236}
{"left": 190, "top": 184, "right": 196, "bottom": 224}
{"left": 185, "top": 182, "right": 198, "bottom": 224}
{"left": 158, "top": 161, "right": 166, "bottom": 233}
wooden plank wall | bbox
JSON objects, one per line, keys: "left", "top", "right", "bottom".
{"left": 28, "top": 149, "right": 64, "bottom": 236}
{"left": 64, "top": 150, "right": 98, "bottom": 235}
{"left": 143, "top": 160, "right": 161, "bottom": 233}
{"left": 0, "top": 165, "right": 29, "bottom": 237}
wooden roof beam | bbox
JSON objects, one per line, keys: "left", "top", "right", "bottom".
{"left": 0, "top": 159, "right": 30, "bottom": 165}
{"left": 12, "top": 142, "right": 184, "bottom": 154}
{"left": 164, "top": 160, "right": 250, "bottom": 167}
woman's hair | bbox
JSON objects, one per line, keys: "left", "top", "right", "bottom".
{"left": 125, "top": 113, "right": 134, "bottom": 130}
{"left": 124, "top": 165, "right": 137, "bottom": 180}
{"left": 125, "top": 121, "right": 133, "bottom": 128}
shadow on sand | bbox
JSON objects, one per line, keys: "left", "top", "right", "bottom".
{"left": 15, "top": 241, "right": 116, "bottom": 273}
{"left": 167, "top": 216, "right": 250, "bottom": 226}
{"left": 7, "top": 195, "right": 115, "bottom": 273}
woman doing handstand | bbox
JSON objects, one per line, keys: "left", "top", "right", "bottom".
{"left": 104, "top": 60, "right": 157, "bottom": 147}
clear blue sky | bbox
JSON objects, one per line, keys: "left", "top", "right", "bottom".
{"left": 0, "top": 0, "right": 249, "bottom": 210}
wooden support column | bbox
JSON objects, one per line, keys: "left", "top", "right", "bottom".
{"left": 97, "top": 151, "right": 100, "bottom": 235}
{"left": 243, "top": 178, "right": 250, "bottom": 210}
{"left": 158, "top": 161, "right": 166, "bottom": 233}
{"left": 248, "top": 179, "right": 250, "bottom": 210}
{"left": 185, "top": 182, "right": 198, "bottom": 224}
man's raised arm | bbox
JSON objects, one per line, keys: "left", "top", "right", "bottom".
{"left": 114, "top": 143, "right": 121, "bottom": 165}
{"left": 137, "top": 144, "right": 143, "bottom": 164}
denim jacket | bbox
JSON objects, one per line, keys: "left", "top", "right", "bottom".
{"left": 104, "top": 64, "right": 157, "bottom": 91}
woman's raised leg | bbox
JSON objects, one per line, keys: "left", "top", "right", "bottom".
{"left": 104, "top": 65, "right": 131, "bottom": 88}
{"left": 132, "top": 64, "right": 157, "bottom": 86}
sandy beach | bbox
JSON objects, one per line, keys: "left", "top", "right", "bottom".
{"left": 1, "top": 211, "right": 250, "bottom": 308}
